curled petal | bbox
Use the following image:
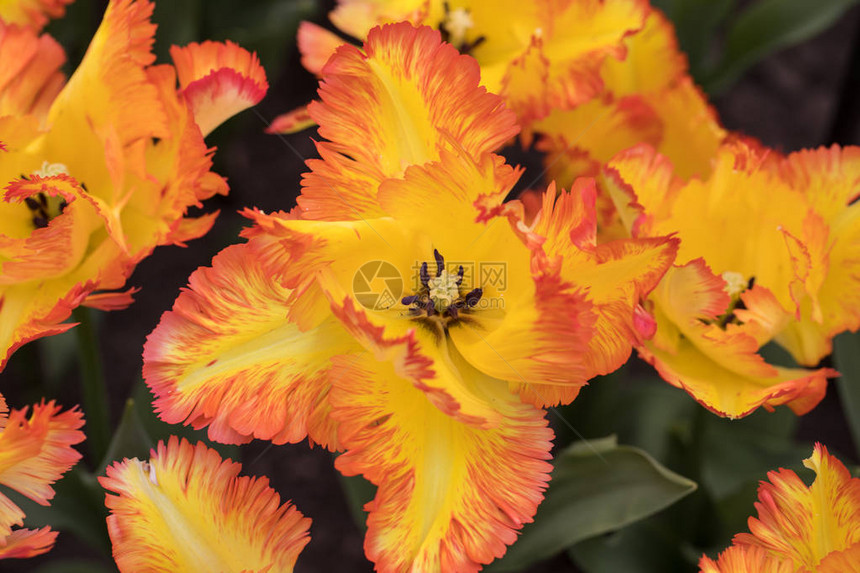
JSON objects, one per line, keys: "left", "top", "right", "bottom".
{"left": 143, "top": 241, "right": 353, "bottom": 449}
{"left": 265, "top": 105, "right": 315, "bottom": 134}
{"left": 298, "top": 22, "right": 518, "bottom": 220}
{"left": 0, "top": 22, "right": 66, "bottom": 120}
{"left": 0, "top": 400, "right": 84, "bottom": 539}
{"left": 644, "top": 261, "right": 834, "bottom": 417}
{"left": 100, "top": 436, "right": 311, "bottom": 573}
{"left": 297, "top": 21, "right": 346, "bottom": 75}
{"left": 330, "top": 353, "right": 553, "bottom": 573}
{"left": 170, "top": 40, "right": 268, "bottom": 137}
{"left": 0, "top": 527, "right": 58, "bottom": 559}
{"left": 701, "top": 444, "right": 860, "bottom": 571}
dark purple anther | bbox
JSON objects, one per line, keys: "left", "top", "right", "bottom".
{"left": 420, "top": 262, "right": 430, "bottom": 288}
{"left": 434, "top": 249, "right": 444, "bottom": 277}
{"left": 425, "top": 299, "right": 436, "bottom": 316}
{"left": 464, "top": 288, "right": 483, "bottom": 308}
{"left": 401, "top": 295, "right": 419, "bottom": 305}
{"left": 457, "top": 265, "right": 464, "bottom": 285}
{"left": 24, "top": 197, "right": 40, "bottom": 210}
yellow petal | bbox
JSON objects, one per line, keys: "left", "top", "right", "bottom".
{"left": 143, "top": 241, "right": 355, "bottom": 449}
{"left": 298, "top": 22, "right": 518, "bottom": 220}
{"left": 330, "top": 352, "right": 552, "bottom": 572}
{"left": 0, "top": 0, "right": 72, "bottom": 30}
{"left": 100, "top": 437, "right": 311, "bottom": 573}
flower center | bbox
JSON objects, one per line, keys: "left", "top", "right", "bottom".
{"left": 23, "top": 162, "right": 70, "bottom": 228}
{"left": 439, "top": 3, "right": 485, "bottom": 54}
{"left": 428, "top": 270, "right": 461, "bottom": 312}
{"left": 402, "top": 249, "right": 483, "bottom": 321}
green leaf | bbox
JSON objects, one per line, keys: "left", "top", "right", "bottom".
{"left": 700, "top": 406, "right": 808, "bottom": 499}
{"left": 487, "top": 436, "right": 697, "bottom": 572}
{"left": 569, "top": 519, "right": 697, "bottom": 573}
{"left": 97, "top": 398, "right": 155, "bottom": 474}
{"left": 834, "top": 331, "right": 860, "bottom": 459}
{"left": 706, "top": 0, "right": 860, "bottom": 94}
{"left": 651, "top": 0, "right": 737, "bottom": 82}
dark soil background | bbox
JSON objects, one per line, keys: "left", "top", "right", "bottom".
{"left": 2, "top": 2, "right": 860, "bottom": 572}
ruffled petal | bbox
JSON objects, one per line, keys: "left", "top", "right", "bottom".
{"left": 0, "top": 22, "right": 65, "bottom": 120}
{"left": 100, "top": 436, "right": 311, "bottom": 573}
{"left": 0, "top": 399, "right": 84, "bottom": 539}
{"left": 533, "top": 178, "right": 678, "bottom": 378}
{"left": 298, "top": 22, "right": 518, "bottom": 220}
{"left": 703, "top": 444, "right": 860, "bottom": 571}
{"left": 143, "top": 241, "right": 354, "bottom": 449}
{"left": 297, "top": 20, "right": 347, "bottom": 75}
{"left": 698, "top": 544, "right": 796, "bottom": 573}
{"left": 0, "top": 527, "right": 58, "bottom": 559}
{"left": 643, "top": 261, "right": 834, "bottom": 417}
{"left": 330, "top": 352, "right": 553, "bottom": 573}
{"left": 170, "top": 40, "right": 268, "bottom": 137}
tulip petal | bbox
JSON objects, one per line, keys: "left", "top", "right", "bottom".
{"left": 331, "top": 352, "right": 553, "bottom": 573}
{"left": 170, "top": 40, "right": 268, "bottom": 137}
{"left": 0, "top": 400, "right": 84, "bottom": 539}
{"left": 298, "top": 22, "right": 518, "bottom": 220}
{"left": 143, "top": 241, "right": 355, "bottom": 449}
{"left": 100, "top": 437, "right": 311, "bottom": 573}
{"left": 0, "top": 527, "right": 58, "bottom": 559}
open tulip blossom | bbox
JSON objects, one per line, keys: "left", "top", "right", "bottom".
{"left": 143, "top": 23, "right": 678, "bottom": 571}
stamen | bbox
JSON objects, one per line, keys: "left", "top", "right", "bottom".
{"left": 464, "top": 288, "right": 483, "bottom": 308}
{"left": 420, "top": 262, "right": 430, "bottom": 288}
{"left": 722, "top": 271, "right": 747, "bottom": 298}
{"left": 434, "top": 249, "right": 444, "bottom": 277}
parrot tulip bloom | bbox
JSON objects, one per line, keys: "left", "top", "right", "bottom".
{"left": 0, "top": 393, "right": 85, "bottom": 559}
{"left": 699, "top": 444, "right": 860, "bottom": 572}
{"left": 143, "top": 23, "right": 677, "bottom": 571}
{"left": 0, "top": 0, "right": 267, "bottom": 371}
{"left": 273, "top": 0, "right": 650, "bottom": 131}
{"left": 100, "top": 436, "right": 311, "bottom": 572}
{"left": 603, "top": 140, "right": 854, "bottom": 417}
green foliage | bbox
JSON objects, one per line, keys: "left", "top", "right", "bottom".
{"left": 835, "top": 331, "right": 860, "bottom": 459}
{"left": 487, "top": 437, "right": 697, "bottom": 572}
{"left": 653, "top": 0, "right": 859, "bottom": 94}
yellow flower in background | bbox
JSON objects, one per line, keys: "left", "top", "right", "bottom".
{"left": 0, "top": 0, "right": 72, "bottom": 30}
{"left": 0, "top": 0, "right": 268, "bottom": 371}
{"left": 143, "top": 23, "right": 677, "bottom": 571}
{"left": 699, "top": 444, "right": 860, "bottom": 572}
{"left": 271, "top": 0, "right": 649, "bottom": 131}
{"left": 601, "top": 138, "right": 860, "bottom": 417}
{"left": 100, "top": 436, "right": 311, "bottom": 572}
{"left": 0, "top": 392, "right": 84, "bottom": 559}
{"left": 533, "top": 9, "right": 726, "bottom": 241}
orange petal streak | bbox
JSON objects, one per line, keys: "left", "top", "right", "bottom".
{"left": 298, "top": 22, "right": 518, "bottom": 220}
{"left": 331, "top": 353, "right": 553, "bottom": 573}
{"left": 100, "top": 437, "right": 311, "bottom": 573}
{"left": 0, "top": 400, "right": 84, "bottom": 540}
{"left": 143, "top": 241, "right": 354, "bottom": 449}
